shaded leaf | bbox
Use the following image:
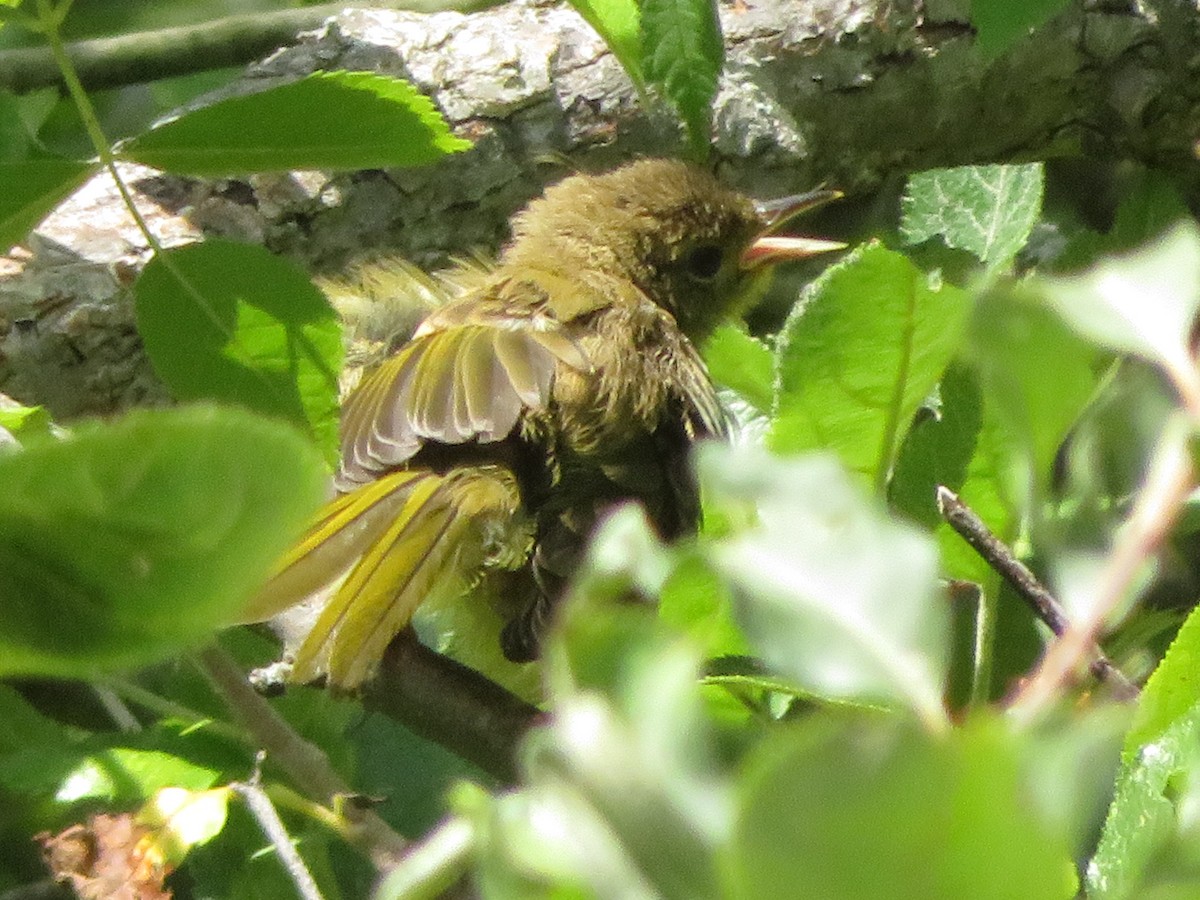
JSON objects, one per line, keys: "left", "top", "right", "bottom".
{"left": 968, "top": 287, "right": 1101, "bottom": 503}
{"left": 902, "top": 163, "right": 1044, "bottom": 271}
{"left": 970, "top": 0, "right": 1071, "bottom": 57}
{"left": 0, "top": 157, "right": 95, "bottom": 253}
{"left": 135, "top": 239, "right": 343, "bottom": 462}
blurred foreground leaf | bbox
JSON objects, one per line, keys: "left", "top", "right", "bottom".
{"left": 700, "top": 446, "right": 950, "bottom": 728}
{"left": 727, "top": 719, "right": 1073, "bottom": 899}
{"left": 0, "top": 405, "right": 328, "bottom": 677}
{"left": 1038, "top": 222, "right": 1200, "bottom": 388}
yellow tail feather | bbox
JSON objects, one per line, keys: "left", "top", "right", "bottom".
{"left": 253, "top": 465, "right": 528, "bottom": 690}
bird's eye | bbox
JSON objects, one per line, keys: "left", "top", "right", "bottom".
{"left": 685, "top": 244, "right": 724, "bottom": 281}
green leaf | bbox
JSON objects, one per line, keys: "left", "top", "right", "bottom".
{"left": 936, "top": 398, "right": 1019, "bottom": 584}
{"left": 134, "top": 239, "right": 343, "bottom": 463}
{"left": 727, "top": 719, "right": 1073, "bottom": 899}
{"left": 700, "top": 445, "right": 950, "bottom": 726}
{"left": 659, "top": 551, "right": 750, "bottom": 659}
{"left": 0, "top": 398, "right": 54, "bottom": 445}
{"left": 527, "top": 615, "right": 728, "bottom": 900}
{"left": 0, "top": 157, "right": 95, "bottom": 252}
{"left": 121, "top": 71, "right": 471, "bottom": 175}
{"left": 1037, "top": 221, "right": 1200, "bottom": 382}
{"left": 1125, "top": 604, "right": 1200, "bottom": 760}
{"left": 901, "top": 163, "right": 1044, "bottom": 271}
{"left": 771, "top": 242, "right": 971, "bottom": 492}
{"left": 968, "top": 288, "right": 1100, "bottom": 501}
{"left": 142, "top": 787, "right": 230, "bottom": 864}
{"left": 567, "top": 0, "right": 644, "bottom": 86}
{"left": 0, "top": 684, "right": 73, "bottom": 752}
{"left": 0, "top": 405, "right": 329, "bottom": 678}
{"left": 0, "top": 745, "right": 218, "bottom": 807}
{"left": 971, "top": 0, "right": 1070, "bottom": 57}
{"left": 703, "top": 323, "right": 774, "bottom": 415}
{"left": 889, "top": 362, "right": 984, "bottom": 530}
{"left": 641, "top": 0, "right": 723, "bottom": 157}
{"left": 1089, "top": 702, "right": 1200, "bottom": 899}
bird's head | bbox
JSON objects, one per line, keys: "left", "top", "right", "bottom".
{"left": 502, "top": 158, "right": 845, "bottom": 339}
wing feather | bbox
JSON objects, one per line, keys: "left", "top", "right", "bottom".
{"left": 337, "top": 311, "right": 592, "bottom": 486}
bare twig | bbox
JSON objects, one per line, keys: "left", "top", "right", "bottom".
{"left": 363, "top": 629, "right": 545, "bottom": 785}
{"left": 197, "top": 646, "right": 408, "bottom": 870}
{"left": 937, "top": 486, "right": 1140, "bottom": 701}
{"left": 1009, "top": 424, "right": 1194, "bottom": 722}
{"left": 232, "top": 771, "right": 324, "bottom": 900}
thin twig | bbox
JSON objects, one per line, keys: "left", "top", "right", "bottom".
{"left": 232, "top": 772, "right": 324, "bottom": 900}
{"left": 937, "top": 486, "right": 1140, "bottom": 701}
{"left": 363, "top": 629, "right": 545, "bottom": 785}
{"left": 0, "top": 1, "right": 498, "bottom": 94}
{"left": 198, "top": 645, "right": 408, "bottom": 870}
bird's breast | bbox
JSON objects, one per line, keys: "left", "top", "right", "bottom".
{"left": 547, "top": 301, "right": 689, "bottom": 455}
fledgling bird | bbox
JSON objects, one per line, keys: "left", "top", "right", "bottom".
{"left": 245, "top": 159, "right": 845, "bottom": 690}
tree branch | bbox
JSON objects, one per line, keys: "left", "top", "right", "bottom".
{"left": 363, "top": 630, "right": 545, "bottom": 785}
{"left": 0, "top": 1, "right": 493, "bottom": 94}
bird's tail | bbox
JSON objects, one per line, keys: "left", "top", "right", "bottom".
{"left": 245, "top": 464, "right": 527, "bottom": 690}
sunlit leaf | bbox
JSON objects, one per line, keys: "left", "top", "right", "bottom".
{"left": 1125, "top": 604, "right": 1200, "bottom": 759}
{"left": 139, "top": 786, "right": 229, "bottom": 864}
{"left": 122, "top": 71, "right": 470, "bottom": 175}
{"left": 772, "top": 242, "right": 971, "bottom": 492}
{"left": 703, "top": 323, "right": 774, "bottom": 415}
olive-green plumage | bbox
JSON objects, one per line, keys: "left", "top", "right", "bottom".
{"left": 248, "top": 159, "right": 843, "bottom": 689}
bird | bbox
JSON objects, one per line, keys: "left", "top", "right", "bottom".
{"left": 244, "top": 158, "right": 845, "bottom": 690}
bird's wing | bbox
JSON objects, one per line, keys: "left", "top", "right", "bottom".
{"left": 336, "top": 283, "right": 594, "bottom": 489}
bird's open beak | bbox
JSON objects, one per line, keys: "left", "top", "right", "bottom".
{"left": 741, "top": 189, "right": 847, "bottom": 269}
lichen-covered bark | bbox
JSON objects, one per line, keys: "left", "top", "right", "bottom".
{"left": 2, "top": 0, "right": 1198, "bottom": 419}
